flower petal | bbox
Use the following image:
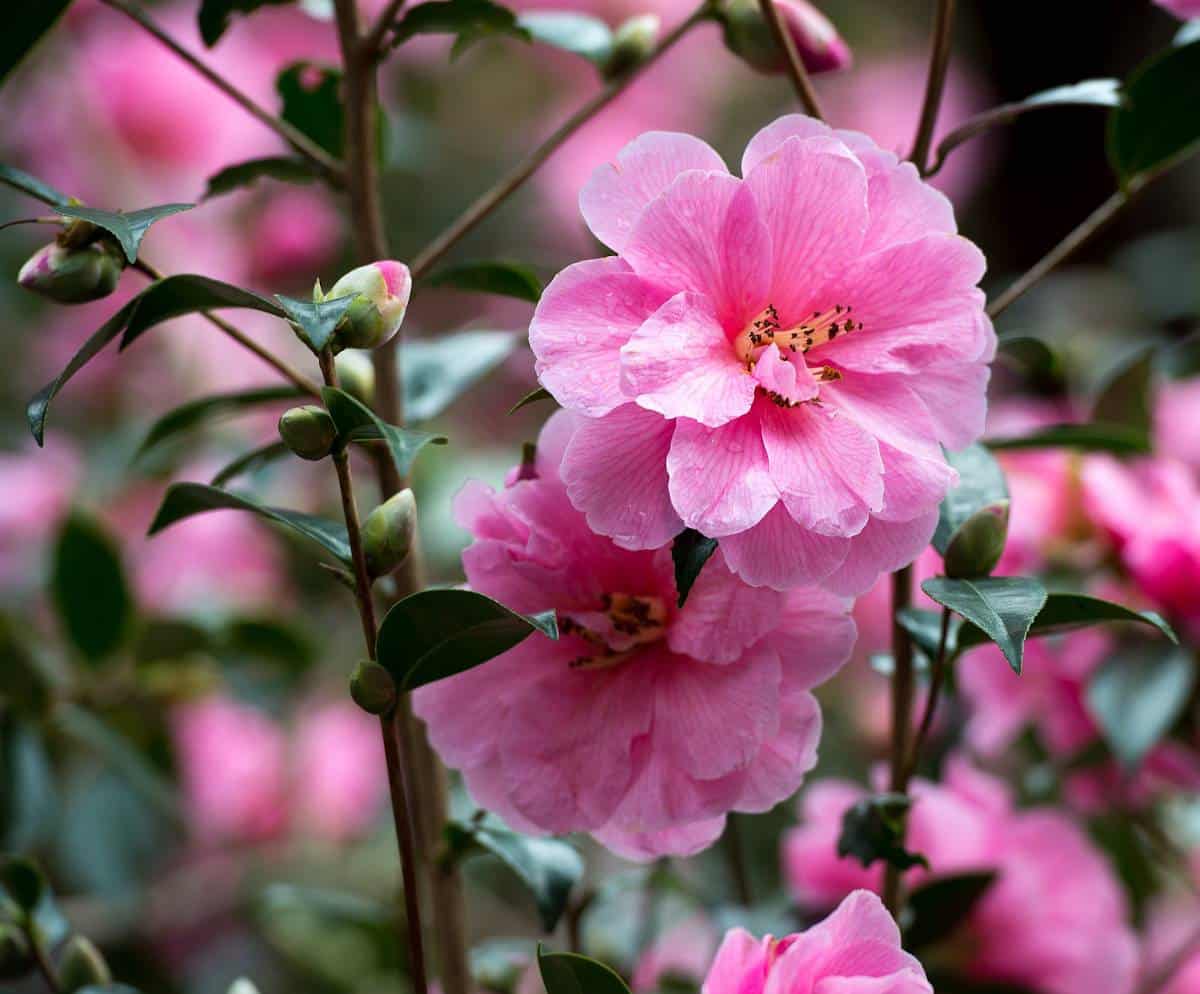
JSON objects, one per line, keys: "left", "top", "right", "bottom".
{"left": 719, "top": 502, "right": 850, "bottom": 589}
{"left": 766, "top": 586, "right": 857, "bottom": 688}
{"left": 735, "top": 686, "right": 822, "bottom": 812}
{"left": 741, "top": 113, "right": 835, "bottom": 175}
{"left": 823, "top": 509, "right": 939, "bottom": 596}
{"left": 593, "top": 816, "right": 727, "bottom": 861}
{"left": 752, "top": 343, "right": 821, "bottom": 405}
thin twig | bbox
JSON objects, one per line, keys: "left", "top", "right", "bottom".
{"left": 909, "top": 0, "right": 957, "bottom": 172}
{"left": 0, "top": 216, "right": 62, "bottom": 233}
{"left": 364, "top": 0, "right": 408, "bottom": 60}
{"left": 757, "top": 0, "right": 824, "bottom": 119}
{"left": 722, "top": 813, "right": 753, "bottom": 905}
{"left": 408, "top": 5, "right": 710, "bottom": 279}
{"left": 96, "top": 0, "right": 345, "bottom": 184}
{"left": 902, "top": 607, "right": 951, "bottom": 784}
{"left": 882, "top": 565, "right": 915, "bottom": 916}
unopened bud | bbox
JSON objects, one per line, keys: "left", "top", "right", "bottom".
{"left": 278, "top": 405, "right": 337, "bottom": 461}
{"left": 717, "top": 0, "right": 850, "bottom": 77}
{"left": 361, "top": 488, "right": 417, "bottom": 578}
{"left": 327, "top": 260, "right": 413, "bottom": 351}
{"left": 603, "top": 14, "right": 660, "bottom": 77}
{"left": 350, "top": 660, "right": 397, "bottom": 715}
{"left": 17, "top": 241, "right": 123, "bottom": 304}
{"left": 58, "top": 937, "right": 111, "bottom": 993}
{"left": 335, "top": 350, "right": 376, "bottom": 407}
{"left": 505, "top": 442, "right": 539, "bottom": 486}
{"left": 0, "top": 925, "right": 32, "bottom": 981}
{"left": 943, "top": 500, "right": 1010, "bottom": 579}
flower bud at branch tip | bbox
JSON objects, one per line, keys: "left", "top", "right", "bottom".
{"left": 327, "top": 260, "right": 413, "bottom": 351}
{"left": 943, "top": 499, "right": 1011, "bottom": 579}
{"left": 362, "top": 488, "right": 417, "bottom": 578}
{"left": 603, "top": 14, "right": 660, "bottom": 78}
{"left": 278, "top": 405, "right": 337, "bottom": 461}
{"left": 717, "top": 0, "right": 851, "bottom": 77}
{"left": 58, "top": 937, "right": 111, "bottom": 994}
{"left": 350, "top": 660, "right": 397, "bottom": 715}
{"left": 17, "top": 241, "right": 123, "bottom": 304}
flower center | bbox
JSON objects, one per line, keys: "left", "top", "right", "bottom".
{"left": 733, "top": 303, "right": 861, "bottom": 404}
{"left": 561, "top": 592, "right": 667, "bottom": 670}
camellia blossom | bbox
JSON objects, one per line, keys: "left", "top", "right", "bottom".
{"left": 701, "top": 890, "right": 932, "bottom": 994}
{"left": 413, "top": 411, "right": 856, "bottom": 859}
{"left": 1155, "top": 0, "right": 1200, "bottom": 18}
{"left": 530, "top": 115, "right": 994, "bottom": 594}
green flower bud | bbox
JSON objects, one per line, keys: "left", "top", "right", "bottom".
{"left": 328, "top": 261, "right": 413, "bottom": 351}
{"left": 361, "top": 488, "right": 417, "bottom": 578}
{"left": 335, "top": 350, "right": 376, "bottom": 407}
{"left": 278, "top": 405, "right": 337, "bottom": 461}
{"left": 17, "top": 241, "right": 123, "bottom": 304}
{"left": 350, "top": 660, "right": 397, "bottom": 715}
{"left": 0, "top": 925, "right": 33, "bottom": 981}
{"left": 716, "top": 0, "right": 851, "bottom": 77}
{"left": 943, "top": 499, "right": 1011, "bottom": 579}
{"left": 603, "top": 14, "right": 660, "bottom": 78}
{"left": 58, "top": 937, "right": 111, "bottom": 993}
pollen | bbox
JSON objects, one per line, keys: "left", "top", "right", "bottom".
{"left": 564, "top": 593, "right": 667, "bottom": 670}
{"left": 734, "top": 303, "right": 863, "bottom": 366}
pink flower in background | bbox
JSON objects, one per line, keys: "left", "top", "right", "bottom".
{"left": 1155, "top": 0, "right": 1200, "bottom": 18}
{"left": 701, "top": 891, "right": 931, "bottom": 994}
{"left": 0, "top": 438, "right": 81, "bottom": 586}
{"left": 414, "top": 411, "right": 856, "bottom": 860}
{"left": 783, "top": 758, "right": 1139, "bottom": 994}
{"left": 633, "top": 916, "right": 719, "bottom": 992}
{"left": 248, "top": 188, "right": 344, "bottom": 287}
{"left": 531, "top": 116, "right": 993, "bottom": 594}
{"left": 1156, "top": 376, "right": 1200, "bottom": 470}
{"left": 1141, "top": 875, "right": 1200, "bottom": 994}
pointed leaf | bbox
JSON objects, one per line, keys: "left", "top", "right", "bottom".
{"left": 277, "top": 62, "right": 345, "bottom": 157}
{"left": 905, "top": 872, "right": 997, "bottom": 950}
{"left": 0, "top": 163, "right": 71, "bottom": 207}
{"left": 1092, "top": 347, "right": 1154, "bottom": 434}
{"left": 391, "top": 0, "right": 531, "bottom": 56}
{"left": 210, "top": 441, "right": 291, "bottom": 487}
{"left": 922, "top": 576, "right": 1047, "bottom": 674}
{"left": 932, "top": 444, "right": 1009, "bottom": 555}
{"left": 275, "top": 293, "right": 357, "bottom": 352}
{"left": 517, "top": 11, "right": 612, "bottom": 62}
{"left": 148, "top": 482, "right": 351, "bottom": 565}
{"left": 2, "top": 0, "right": 74, "bottom": 87}
{"left": 538, "top": 947, "right": 631, "bottom": 994}
{"left": 198, "top": 0, "right": 295, "bottom": 46}
{"left": 508, "top": 386, "right": 553, "bottom": 415}
{"left": 56, "top": 203, "right": 195, "bottom": 262}
{"left": 136, "top": 386, "right": 300, "bottom": 460}
{"left": 837, "top": 793, "right": 928, "bottom": 872}
{"left": 671, "top": 529, "right": 718, "bottom": 608}
{"left": 985, "top": 422, "right": 1150, "bottom": 455}
{"left": 203, "top": 156, "right": 320, "bottom": 199}
{"left": 402, "top": 330, "right": 520, "bottom": 422}
{"left": 376, "top": 588, "right": 556, "bottom": 690}
{"left": 896, "top": 607, "right": 956, "bottom": 660}
{"left": 51, "top": 513, "right": 133, "bottom": 663}
{"left": 321, "top": 386, "right": 445, "bottom": 478}
{"left": 427, "top": 261, "right": 543, "bottom": 302}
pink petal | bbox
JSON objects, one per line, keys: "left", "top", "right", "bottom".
{"left": 667, "top": 412, "right": 778, "bottom": 537}
{"left": 909, "top": 360, "right": 992, "bottom": 450}
{"left": 823, "top": 509, "right": 939, "bottom": 596}
{"left": 595, "top": 816, "right": 727, "bottom": 862}
{"left": 530, "top": 256, "right": 673, "bottom": 417}
{"left": 703, "top": 929, "right": 767, "bottom": 994}
{"left": 624, "top": 171, "right": 772, "bottom": 331}
{"left": 812, "top": 889, "right": 904, "bottom": 948}
{"left": 561, "top": 405, "right": 683, "bottom": 550}
{"left": 741, "top": 113, "right": 835, "bottom": 175}
{"left": 621, "top": 291, "right": 757, "bottom": 427}
{"left": 580, "top": 131, "right": 728, "bottom": 253}
{"left": 735, "top": 686, "right": 822, "bottom": 811}
{"left": 720, "top": 502, "right": 850, "bottom": 589}
{"left": 752, "top": 343, "right": 820, "bottom": 405}
{"left": 855, "top": 151, "right": 957, "bottom": 253}
{"left": 766, "top": 587, "right": 857, "bottom": 688}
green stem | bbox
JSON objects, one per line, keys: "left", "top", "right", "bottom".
{"left": 903, "top": 607, "right": 952, "bottom": 784}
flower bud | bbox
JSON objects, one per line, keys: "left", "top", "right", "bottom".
{"left": 335, "top": 350, "right": 376, "bottom": 407}
{"left": 361, "top": 488, "right": 417, "bottom": 578}
{"left": 0, "top": 925, "right": 33, "bottom": 981}
{"left": 350, "top": 660, "right": 397, "bottom": 715}
{"left": 717, "top": 0, "right": 850, "bottom": 77}
{"left": 278, "top": 405, "right": 337, "bottom": 461}
{"left": 943, "top": 499, "right": 1010, "bottom": 579}
{"left": 327, "top": 261, "right": 413, "bottom": 351}
{"left": 505, "top": 442, "right": 540, "bottom": 486}
{"left": 58, "top": 937, "right": 111, "bottom": 993}
{"left": 17, "top": 241, "right": 123, "bottom": 304}
{"left": 603, "top": 14, "right": 660, "bottom": 78}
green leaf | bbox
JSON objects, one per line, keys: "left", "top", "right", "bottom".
{"left": 996, "top": 335, "right": 1067, "bottom": 392}
{"left": 896, "top": 607, "right": 955, "bottom": 660}
{"left": 671, "top": 529, "right": 718, "bottom": 608}
{"left": 836, "top": 793, "right": 928, "bottom": 872}
{"left": 1092, "top": 347, "right": 1154, "bottom": 434}
{"left": 516, "top": 11, "right": 613, "bottom": 62}
{"left": 985, "top": 422, "right": 1151, "bottom": 455}
{"left": 445, "top": 816, "right": 582, "bottom": 931}
{"left": 132, "top": 618, "right": 212, "bottom": 665}
{"left": 508, "top": 386, "right": 554, "bottom": 415}
{"left": 321, "top": 387, "right": 446, "bottom": 478}
{"left": 148, "top": 482, "right": 351, "bottom": 565}
{"left": 932, "top": 444, "right": 1009, "bottom": 555}
{"left": 375, "top": 588, "right": 556, "bottom": 690}
{"left": 0, "top": 617, "right": 61, "bottom": 717}
{"left": 27, "top": 275, "right": 283, "bottom": 444}
{"left": 55, "top": 203, "right": 195, "bottom": 263}
{"left": 1178, "top": 20, "right": 1200, "bottom": 46}
{"left": 391, "top": 0, "right": 531, "bottom": 57}
{"left": 51, "top": 513, "right": 133, "bottom": 663}
{"left": 0, "top": 857, "right": 68, "bottom": 944}
{"left": 427, "top": 261, "right": 543, "bottom": 302}
{"left": 210, "top": 441, "right": 291, "bottom": 487}
{"left": 198, "top": 0, "right": 295, "bottom": 46}
{"left": 277, "top": 62, "right": 345, "bottom": 157}
{"left": 0, "top": 163, "right": 71, "bottom": 207}
{"left": 203, "top": 156, "right": 319, "bottom": 199}
{"left": 904, "top": 871, "right": 997, "bottom": 950}
{"left": 405, "top": 330, "right": 521, "bottom": 422}
{"left": 136, "top": 386, "right": 300, "bottom": 461}
{"left": 538, "top": 946, "right": 631, "bottom": 994}
{"left": 275, "top": 293, "right": 356, "bottom": 352}
{"left": 1087, "top": 644, "right": 1195, "bottom": 767}
{"left": 0, "top": 716, "right": 55, "bottom": 851}
{"left": 1108, "top": 40, "right": 1200, "bottom": 184}
{"left": 922, "top": 576, "right": 1047, "bottom": 674}
{"left": 222, "top": 616, "right": 316, "bottom": 673}
{"left": 1, "top": 0, "right": 73, "bottom": 87}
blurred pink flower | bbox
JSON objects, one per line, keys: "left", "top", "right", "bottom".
{"left": 1155, "top": 0, "right": 1200, "bottom": 18}
{"left": 633, "top": 915, "right": 719, "bottom": 992}
{"left": 1157, "top": 377, "right": 1200, "bottom": 470}
{"left": 1141, "top": 883, "right": 1200, "bottom": 994}
{"left": 247, "top": 188, "right": 344, "bottom": 287}
{"left": 701, "top": 891, "right": 931, "bottom": 994}
{"left": 782, "top": 757, "right": 1139, "bottom": 994}
{"left": 414, "top": 411, "right": 856, "bottom": 860}
{"left": 530, "top": 116, "right": 994, "bottom": 593}
{"left": 0, "top": 437, "right": 82, "bottom": 586}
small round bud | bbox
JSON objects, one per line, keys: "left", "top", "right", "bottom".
{"left": 350, "top": 660, "right": 397, "bottom": 715}
{"left": 603, "top": 14, "right": 660, "bottom": 78}
{"left": 717, "top": 0, "right": 850, "bottom": 77}
{"left": 328, "top": 261, "right": 413, "bottom": 351}
{"left": 58, "top": 937, "right": 111, "bottom": 993}
{"left": 361, "top": 488, "right": 417, "bottom": 578}
{"left": 943, "top": 500, "right": 1011, "bottom": 579}
{"left": 278, "top": 405, "right": 337, "bottom": 461}
{"left": 17, "top": 241, "right": 123, "bottom": 304}
{"left": 335, "top": 350, "right": 376, "bottom": 407}
{"left": 0, "top": 925, "right": 33, "bottom": 980}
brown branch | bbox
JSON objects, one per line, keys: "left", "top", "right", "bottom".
{"left": 902, "top": 607, "right": 951, "bottom": 784}
{"left": 882, "top": 565, "right": 915, "bottom": 916}
{"left": 757, "top": 0, "right": 824, "bottom": 119}
{"left": 909, "top": 0, "right": 957, "bottom": 172}
{"left": 364, "top": 0, "right": 409, "bottom": 60}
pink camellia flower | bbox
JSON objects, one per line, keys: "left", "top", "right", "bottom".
{"left": 1155, "top": 0, "right": 1200, "bottom": 18}
{"left": 701, "top": 890, "right": 932, "bottom": 994}
{"left": 633, "top": 915, "right": 719, "bottom": 992}
{"left": 1156, "top": 376, "right": 1200, "bottom": 470}
{"left": 530, "top": 115, "right": 994, "bottom": 594}
{"left": 413, "top": 411, "right": 856, "bottom": 859}
{"left": 782, "top": 758, "right": 1139, "bottom": 994}
{"left": 0, "top": 437, "right": 81, "bottom": 588}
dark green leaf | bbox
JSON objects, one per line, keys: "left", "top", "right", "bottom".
{"left": 56, "top": 203, "right": 194, "bottom": 263}
{"left": 671, "top": 529, "right": 718, "bottom": 608}
{"left": 427, "top": 261, "right": 543, "bottom": 302}
{"left": 275, "top": 293, "right": 356, "bottom": 353}
{"left": 391, "top": 0, "right": 531, "bottom": 57}
{"left": 1108, "top": 40, "right": 1200, "bottom": 184}
{"left": 445, "top": 816, "right": 582, "bottom": 931}
{"left": 922, "top": 576, "right": 1047, "bottom": 674}
{"left": 0, "top": 717, "right": 55, "bottom": 852}
{"left": 996, "top": 335, "right": 1067, "bottom": 392}
{"left": 517, "top": 11, "right": 612, "bottom": 62}
{"left": 148, "top": 482, "right": 351, "bottom": 565}
{"left": 904, "top": 872, "right": 997, "bottom": 950}
{"left": 508, "top": 386, "right": 553, "bottom": 415}
{"left": 1092, "top": 347, "right": 1154, "bottom": 434}
{"left": 203, "top": 156, "right": 319, "bottom": 199}
{"left": 985, "top": 422, "right": 1151, "bottom": 455}
{"left": 1087, "top": 644, "right": 1195, "bottom": 767}
{"left": 403, "top": 330, "right": 520, "bottom": 422}
{"left": 198, "top": 0, "right": 295, "bottom": 46}
{"left": 136, "top": 386, "right": 300, "bottom": 460}
{"left": 321, "top": 387, "right": 446, "bottom": 478}
{"left": 837, "top": 793, "right": 928, "bottom": 872}
{"left": 132, "top": 619, "right": 212, "bottom": 664}
{"left": 51, "top": 513, "right": 132, "bottom": 663}
{"left": 376, "top": 588, "right": 556, "bottom": 690}
{"left": 1, "top": 0, "right": 73, "bottom": 87}
{"left": 210, "top": 441, "right": 290, "bottom": 487}
{"left": 0, "top": 618, "right": 60, "bottom": 717}
{"left": 0, "top": 857, "right": 67, "bottom": 945}
{"left": 896, "top": 607, "right": 955, "bottom": 660}
{"left": 932, "top": 444, "right": 1008, "bottom": 556}
{"left": 538, "top": 946, "right": 631, "bottom": 994}
{"left": 222, "top": 617, "right": 315, "bottom": 673}
{"left": 278, "top": 62, "right": 345, "bottom": 157}
{"left": 0, "top": 163, "right": 70, "bottom": 208}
